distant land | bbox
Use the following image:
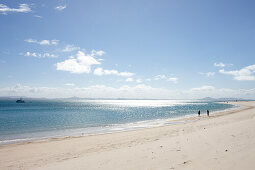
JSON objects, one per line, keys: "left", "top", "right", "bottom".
{"left": 0, "top": 96, "right": 253, "bottom": 101}
{"left": 199, "top": 97, "right": 253, "bottom": 101}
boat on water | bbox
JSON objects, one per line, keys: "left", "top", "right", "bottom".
{"left": 16, "top": 98, "right": 25, "bottom": 103}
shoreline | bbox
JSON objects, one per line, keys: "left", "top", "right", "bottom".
{"left": 1, "top": 101, "right": 254, "bottom": 170}
{"left": 0, "top": 102, "right": 239, "bottom": 146}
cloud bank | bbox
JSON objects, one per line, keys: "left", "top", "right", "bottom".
{"left": 1, "top": 84, "right": 255, "bottom": 99}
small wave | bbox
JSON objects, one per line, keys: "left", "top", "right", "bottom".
{"left": 0, "top": 138, "right": 36, "bottom": 145}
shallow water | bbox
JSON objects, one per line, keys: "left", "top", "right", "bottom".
{"left": 0, "top": 99, "right": 234, "bottom": 144}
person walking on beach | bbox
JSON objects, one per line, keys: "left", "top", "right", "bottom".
{"left": 198, "top": 110, "right": 200, "bottom": 116}
{"left": 207, "top": 110, "right": 209, "bottom": 117}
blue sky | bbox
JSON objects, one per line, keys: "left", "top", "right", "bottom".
{"left": 0, "top": 0, "right": 255, "bottom": 99}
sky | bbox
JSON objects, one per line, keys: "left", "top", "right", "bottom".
{"left": 0, "top": 0, "right": 255, "bottom": 99}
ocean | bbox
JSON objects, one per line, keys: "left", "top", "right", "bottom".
{"left": 0, "top": 99, "right": 236, "bottom": 144}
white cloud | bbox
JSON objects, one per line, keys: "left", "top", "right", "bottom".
{"left": 214, "top": 62, "right": 226, "bottom": 67}
{"left": 1, "top": 84, "right": 255, "bottom": 99}
{"left": 214, "top": 62, "right": 233, "bottom": 68}
{"left": 0, "top": 4, "right": 31, "bottom": 14}
{"left": 93, "top": 67, "right": 104, "bottom": 76}
{"left": 25, "top": 39, "right": 37, "bottom": 43}
{"left": 125, "top": 78, "right": 142, "bottom": 83}
{"left": 126, "top": 78, "right": 134, "bottom": 82}
{"left": 119, "top": 72, "right": 135, "bottom": 77}
{"left": 91, "top": 50, "right": 105, "bottom": 56}
{"left": 0, "top": 84, "right": 174, "bottom": 99}
{"left": 94, "top": 67, "right": 134, "bottom": 77}
{"left": 136, "top": 79, "right": 142, "bottom": 83}
{"left": 199, "top": 72, "right": 215, "bottom": 77}
{"left": 154, "top": 74, "right": 178, "bottom": 83}
{"left": 40, "top": 40, "right": 50, "bottom": 45}
{"left": 219, "top": 64, "right": 255, "bottom": 81}
{"left": 62, "top": 45, "right": 80, "bottom": 52}
{"left": 34, "top": 15, "right": 42, "bottom": 18}
{"left": 55, "top": 5, "right": 66, "bottom": 11}
{"left": 187, "top": 85, "right": 255, "bottom": 99}
{"left": 51, "top": 40, "right": 59, "bottom": 45}
{"left": 64, "top": 83, "right": 75, "bottom": 86}
{"left": 0, "top": 84, "right": 58, "bottom": 98}
{"left": 154, "top": 75, "right": 167, "bottom": 80}
{"left": 190, "top": 85, "right": 215, "bottom": 92}
{"left": 24, "top": 52, "right": 58, "bottom": 58}
{"left": 167, "top": 77, "right": 178, "bottom": 84}
{"left": 56, "top": 51, "right": 101, "bottom": 74}
{"left": 25, "top": 39, "right": 59, "bottom": 45}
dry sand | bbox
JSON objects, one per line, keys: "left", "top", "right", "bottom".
{"left": 1, "top": 101, "right": 255, "bottom": 170}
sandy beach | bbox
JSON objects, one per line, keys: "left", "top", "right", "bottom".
{"left": 1, "top": 101, "right": 255, "bottom": 170}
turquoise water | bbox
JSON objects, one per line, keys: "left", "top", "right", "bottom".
{"left": 0, "top": 99, "right": 235, "bottom": 144}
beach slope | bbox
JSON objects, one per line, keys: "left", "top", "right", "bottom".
{"left": 1, "top": 101, "right": 255, "bottom": 170}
